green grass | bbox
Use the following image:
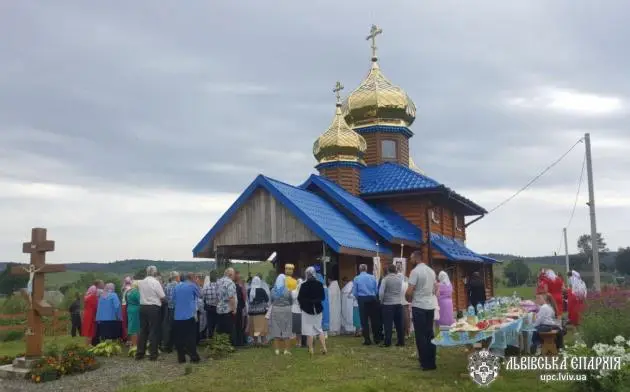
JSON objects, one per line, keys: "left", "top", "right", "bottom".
{"left": 495, "top": 285, "right": 536, "bottom": 298}
{"left": 0, "top": 335, "right": 82, "bottom": 357}
{"left": 44, "top": 271, "right": 85, "bottom": 290}
{"left": 117, "top": 337, "right": 570, "bottom": 392}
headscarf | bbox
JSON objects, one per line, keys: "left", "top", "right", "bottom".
{"left": 272, "top": 274, "right": 286, "bottom": 297}
{"left": 249, "top": 276, "right": 262, "bottom": 302}
{"left": 438, "top": 271, "right": 451, "bottom": 287}
{"left": 131, "top": 280, "right": 139, "bottom": 289}
{"left": 570, "top": 270, "right": 587, "bottom": 299}
{"left": 545, "top": 269, "right": 557, "bottom": 281}
{"left": 85, "top": 285, "right": 97, "bottom": 297}
{"left": 305, "top": 266, "right": 317, "bottom": 280}
{"left": 102, "top": 283, "right": 115, "bottom": 298}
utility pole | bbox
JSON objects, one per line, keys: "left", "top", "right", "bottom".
{"left": 563, "top": 227, "right": 570, "bottom": 274}
{"left": 584, "top": 133, "right": 601, "bottom": 291}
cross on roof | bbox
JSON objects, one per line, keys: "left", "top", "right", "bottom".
{"left": 333, "top": 81, "right": 344, "bottom": 103}
{"left": 366, "top": 24, "right": 383, "bottom": 60}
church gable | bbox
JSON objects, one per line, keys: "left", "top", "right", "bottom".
{"left": 213, "top": 188, "right": 320, "bottom": 247}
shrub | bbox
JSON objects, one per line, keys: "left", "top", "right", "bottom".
{"left": 203, "top": 334, "right": 235, "bottom": 359}
{"left": 563, "top": 335, "right": 630, "bottom": 392}
{"left": 0, "top": 330, "right": 24, "bottom": 342}
{"left": 580, "top": 289, "right": 630, "bottom": 346}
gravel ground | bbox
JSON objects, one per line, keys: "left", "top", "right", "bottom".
{"left": 0, "top": 352, "right": 196, "bottom": 392}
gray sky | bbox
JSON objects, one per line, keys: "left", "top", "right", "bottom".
{"left": 1, "top": 1, "right": 629, "bottom": 263}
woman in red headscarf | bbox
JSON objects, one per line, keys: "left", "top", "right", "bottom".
{"left": 81, "top": 285, "right": 99, "bottom": 346}
{"left": 536, "top": 268, "right": 550, "bottom": 295}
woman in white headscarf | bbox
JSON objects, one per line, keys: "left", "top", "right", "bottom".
{"left": 248, "top": 276, "right": 270, "bottom": 345}
{"left": 436, "top": 271, "right": 454, "bottom": 326}
{"left": 269, "top": 275, "right": 293, "bottom": 355}
{"left": 298, "top": 267, "right": 327, "bottom": 355}
{"left": 568, "top": 270, "right": 587, "bottom": 325}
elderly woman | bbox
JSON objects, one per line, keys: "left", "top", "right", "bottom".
{"left": 270, "top": 274, "right": 293, "bottom": 355}
{"left": 298, "top": 267, "right": 327, "bottom": 355}
{"left": 125, "top": 280, "right": 141, "bottom": 346}
{"left": 436, "top": 271, "right": 454, "bottom": 326}
{"left": 248, "top": 276, "right": 270, "bottom": 345}
{"left": 82, "top": 285, "right": 99, "bottom": 346}
{"left": 95, "top": 283, "right": 123, "bottom": 342}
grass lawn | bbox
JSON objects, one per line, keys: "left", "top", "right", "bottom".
{"left": 495, "top": 285, "right": 536, "bottom": 298}
{"left": 0, "top": 335, "right": 82, "bottom": 357}
{"left": 118, "top": 337, "right": 570, "bottom": 392}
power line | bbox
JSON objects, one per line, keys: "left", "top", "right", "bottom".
{"left": 565, "top": 151, "right": 586, "bottom": 229}
{"left": 487, "top": 137, "right": 585, "bottom": 214}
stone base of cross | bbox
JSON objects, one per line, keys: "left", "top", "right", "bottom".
{"left": 10, "top": 228, "right": 65, "bottom": 359}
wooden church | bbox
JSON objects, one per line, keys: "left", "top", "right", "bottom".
{"left": 193, "top": 25, "right": 497, "bottom": 311}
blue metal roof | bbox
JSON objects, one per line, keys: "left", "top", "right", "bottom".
{"left": 361, "top": 162, "right": 441, "bottom": 194}
{"left": 430, "top": 233, "right": 484, "bottom": 263}
{"left": 300, "top": 175, "right": 422, "bottom": 245}
{"left": 192, "top": 175, "right": 388, "bottom": 258}
{"left": 360, "top": 163, "right": 487, "bottom": 215}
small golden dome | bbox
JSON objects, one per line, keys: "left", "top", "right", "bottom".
{"left": 313, "top": 84, "right": 367, "bottom": 165}
{"left": 342, "top": 60, "right": 416, "bottom": 128}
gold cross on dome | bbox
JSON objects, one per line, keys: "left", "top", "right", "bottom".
{"left": 333, "top": 81, "right": 344, "bottom": 102}
{"left": 366, "top": 24, "right": 383, "bottom": 60}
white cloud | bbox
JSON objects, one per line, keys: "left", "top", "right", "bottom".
{"left": 0, "top": 179, "right": 238, "bottom": 262}
{"left": 506, "top": 87, "right": 626, "bottom": 116}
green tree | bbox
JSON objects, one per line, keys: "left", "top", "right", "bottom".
{"left": 133, "top": 268, "right": 146, "bottom": 280}
{"left": 569, "top": 254, "right": 589, "bottom": 272}
{"left": 503, "top": 259, "right": 531, "bottom": 287}
{"left": 577, "top": 233, "right": 609, "bottom": 258}
{"left": 0, "top": 263, "right": 28, "bottom": 295}
{"left": 615, "top": 247, "right": 630, "bottom": 275}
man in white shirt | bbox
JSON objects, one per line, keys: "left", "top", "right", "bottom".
{"left": 136, "top": 265, "right": 166, "bottom": 361}
{"left": 405, "top": 251, "right": 438, "bottom": 371}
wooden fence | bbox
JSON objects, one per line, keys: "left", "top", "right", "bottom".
{"left": 0, "top": 311, "right": 71, "bottom": 337}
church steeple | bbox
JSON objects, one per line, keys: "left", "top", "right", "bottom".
{"left": 342, "top": 25, "right": 417, "bottom": 167}
{"left": 312, "top": 82, "right": 366, "bottom": 195}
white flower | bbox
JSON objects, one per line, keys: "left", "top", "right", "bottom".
{"left": 614, "top": 336, "right": 626, "bottom": 345}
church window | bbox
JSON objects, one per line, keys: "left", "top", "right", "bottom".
{"left": 381, "top": 140, "right": 397, "bottom": 160}
{"left": 430, "top": 209, "right": 440, "bottom": 224}
{"left": 455, "top": 215, "right": 464, "bottom": 231}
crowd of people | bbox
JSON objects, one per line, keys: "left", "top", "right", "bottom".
{"left": 71, "top": 256, "right": 588, "bottom": 368}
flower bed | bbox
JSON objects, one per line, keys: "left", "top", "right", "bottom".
{"left": 563, "top": 335, "right": 630, "bottom": 392}
{"left": 29, "top": 343, "right": 99, "bottom": 383}
{"left": 580, "top": 289, "right": 630, "bottom": 347}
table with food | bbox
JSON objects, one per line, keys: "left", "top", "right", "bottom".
{"left": 432, "top": 297, "right": 538, "bottom": 354}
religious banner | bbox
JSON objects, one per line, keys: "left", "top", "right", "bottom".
{"left": 372, "top": 256, "right": 381, "bottom": 281}
{"left": 393, "top": 257, "right": 407, "bottom": 276}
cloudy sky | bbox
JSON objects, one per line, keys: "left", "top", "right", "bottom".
{"left": 1, "top": 1, "right": 629, "bottom": 264}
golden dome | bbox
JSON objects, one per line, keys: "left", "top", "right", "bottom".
{"left": 342, "top": 25, "right": 416, "bottom": 128}
{"left": 313, "top": 87, "right": 367, "bottom": 165}
{"left": 342, "top": 60, "right": 416, "bottom": 128}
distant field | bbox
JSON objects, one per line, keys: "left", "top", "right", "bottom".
{"left": 44, "top": 271, "right": 85, "bottom": 289}
{"left": 495, "top": 285, "right": 536, "bottom": 299}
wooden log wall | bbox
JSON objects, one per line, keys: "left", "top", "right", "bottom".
{"left": 483, "top": 263, "right": 494, "bottom": 300}
{"left": 319, "top": 166, "right": 361, "bottom": 195}
{"left": 360, "top": 132, "right": 409, "bottom": 167}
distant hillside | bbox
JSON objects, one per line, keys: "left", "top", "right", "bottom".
{"left": 0, "top": 259, "right": 217, "bottom": 274}
{"left": 483, "top": 252, "right": 618, "bottom": 267}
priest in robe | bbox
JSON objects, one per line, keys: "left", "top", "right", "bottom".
{"left": 340, "top": 277, "right": 355, "bottom": 334}
{"left": 328, "top": 277, "right": 341, "bottom": 335}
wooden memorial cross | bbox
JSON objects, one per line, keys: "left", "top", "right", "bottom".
{"left": 10, "top": 228, "right": 65, "bottom": 358}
